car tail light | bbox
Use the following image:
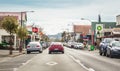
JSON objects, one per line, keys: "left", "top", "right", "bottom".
{"left": 27, "top": 46, "right": 30, "bottom": 48}
{"left": 60, "top": 47, "right": 64, "bottom": 50}
{"left": 37, "top": 45, "right": 40, "bottom": 48}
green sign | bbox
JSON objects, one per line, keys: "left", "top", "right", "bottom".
{"left": 97, "top": 26, "right": 102, "bottom": 31}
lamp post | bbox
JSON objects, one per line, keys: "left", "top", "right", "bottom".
{"left": 21, "top": 11, "right": 34, "bottom": 27}
{"left": 20, "top": 11, "right": 34, "bottom": 51}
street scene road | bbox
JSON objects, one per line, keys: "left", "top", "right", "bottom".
{"left": 0, "top": 0, "right": 120, "bottom": 71}
{"left": 0, "top": 46, "right": 119, "bottom": 71}
{"left": 0, "top": 53, "right": 36, "bottom": 71}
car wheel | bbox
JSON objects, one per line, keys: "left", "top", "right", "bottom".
{"left": 106, "top": 52, "right": 109, "bottom": 57}
{"left": 39, "top": 51, "right": 42, "bottom": 53}
{"left": 62, "top": 51, "right": 64, "bottom": 54}
{"left": 27, "top": 51, "right": 30, "bottom": 54}
{"left": 49, "top": 51, "right": 51, "bottom": 54}
{"left": 99, "top": 50, "right": 102, "bottom": 55}
{"left": 103, "top": 52, "right": 106, "bottom": 56}
{"left": 100, "top": 52, "right": 102, "bottom": 55}
{"left": 109, "top": 51, "right": 113, "bottom": 58}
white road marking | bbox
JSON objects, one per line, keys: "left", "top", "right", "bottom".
{"left": 67, "top": 53, "right": 95, "bottom": 71}
{"left": 13, "top": 68, "right": 18, "bottom": 71}
{"left": 46, "top": 61, "right": 58, "bottom": 66}
{"left": 22, "top": 59, "right": 32, "bottom": 65}
{"left": 15, "top": 55, "right": 36, "bottom": 71}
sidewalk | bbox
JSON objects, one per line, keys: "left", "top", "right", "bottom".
{"left": 0, "top": 49, "right": 26, "bottom": 62}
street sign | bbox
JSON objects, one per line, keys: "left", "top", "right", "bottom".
{"left": 97, "top": 25, "right": 102, "bottom": 31}
{"left": 96, "top": 24, "right": 103, "bottom": 32}
{"left": 96, "top": 24, "right": 103, "bottom": 37}
{"left": 32, "top": 27, "right": 38, "bottom": 33}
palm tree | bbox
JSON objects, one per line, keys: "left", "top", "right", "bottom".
{"left": 17, "top": 26, "right": 28, "bottom": 52}
{"left": 1, "top": 16, "right": 18, "bottom": 55}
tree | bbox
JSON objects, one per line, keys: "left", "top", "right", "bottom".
{"left": 61, "top": 31, "right": 66, "bottom": 42}
{"left": 17, "top": 26, "right": 28, "bottom": 52}
{"left": 1, "top": 16, "right": 18, "bottom": 55}
{"left": 41, "top": 34, "right": 49, "bottom": 42}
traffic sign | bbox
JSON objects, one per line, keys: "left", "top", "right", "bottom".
{"left": 32, "top": 27, "right": 38, "bottom": 33}
{"left": 96, "top": 24, "right": 103, "bottom": 37}
{"left": 96, "top": 24, "right": 103, "bottom": 32}
{"left": 97, "top": 26, "right": 102, "bottom": 31}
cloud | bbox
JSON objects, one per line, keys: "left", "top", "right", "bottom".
{"left": 0, "top": 0, "right": 120, "bottom": 35}
{"left": 0, "top": 0, "right": 94, "bottom": 8}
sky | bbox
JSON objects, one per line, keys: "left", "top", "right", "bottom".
{"left": 0, "top": 0, "right": 120, "bottom": 35}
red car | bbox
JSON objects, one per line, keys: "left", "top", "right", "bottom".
{"left": 48, "top": 42, "right": 64, "bottom": 54}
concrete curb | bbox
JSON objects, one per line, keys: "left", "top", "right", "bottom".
{"left": 0, "top": 50, "right": 26, "bottom": 63}
{"left": 8, "top": 51, "right": 26, "bottom": 57}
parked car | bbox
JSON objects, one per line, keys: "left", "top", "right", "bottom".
{"left": 67, "top": 41, "right": 76, "bottom": 48}
{"left": 48, "top": 42, "right": 64, "bottom": 54}
{"left": 99, "top": 38, "right": 114, "bottom": 56}
{"left": 26, "top": 41, "right": 43, "bottom": 54}
{"left": 106, "top": 41, "right": 120, "bottom": 58}
{"left": 74, "top": 43, "right": 84, "bottom": 49}
{"left": 42, "top": 42, "right": 48, "bottom": 49}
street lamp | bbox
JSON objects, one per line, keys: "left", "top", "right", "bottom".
{"left": 20, "top": 11, "right": 34, "bottom": 50}
{"left": 81, "top": 18, "right": 92, "bottom": 24}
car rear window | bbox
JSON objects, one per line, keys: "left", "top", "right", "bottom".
{"left": 28, "top": 42, "right": 41, "bottom": 46}
{"left": 112, "top": 42, "right": 120, "bottom": 47}
{"left": 51, "top": 45, "right": 63, "bottom": 47}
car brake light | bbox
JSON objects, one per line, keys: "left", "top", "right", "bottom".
{"left": 27, "top": 46, "right": 30, "bottom": 48}
{"left": 37, "top": 45, "right": 40, "bottom": 47}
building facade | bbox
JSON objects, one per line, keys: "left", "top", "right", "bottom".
{"left": 116, "top": 15, "right": 120, "bottom": 26}
{"left": 91, "top": 22, "right": 116, "bottom": 38}
{"left": 73, "top": 25, "right": 91, "bottom": 42}
{"left": 0, "top": 12, "right": 27, "bottom": 49}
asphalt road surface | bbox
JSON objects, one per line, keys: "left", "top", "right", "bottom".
{"left": 0, "top": 46, "right": 120, "bottom": 71}
{"left": 16, "top": 48, "right": 86, "bottom": 71}
{"left": 66, "top": 47, "right": 120, "bottom": 71}
{"left": 0, "top": 53, "right": 36, "bottom": 71}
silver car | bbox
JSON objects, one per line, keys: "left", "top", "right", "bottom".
{"left": 26, "top": 42, "right": 43, "bottom": 54}
{"left": 74, "top": 43, "right": 84, "bottom": 49}
{"left": 106, "top": 41, "right": 120, "bottom": 58}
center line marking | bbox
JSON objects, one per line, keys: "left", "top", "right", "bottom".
{"left": 46, "top": 61, "right": 58, "bottom": 66}
{"left": 67, "top": 53, "right": 95, "bottom": 71}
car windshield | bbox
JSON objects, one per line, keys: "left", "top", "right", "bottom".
{"left": 29, "top": 43, "right": 37, "bottom": 46}
{"left": 28, "top": 42, "right": 40, "bottom": 46}
{"left": 77, "top": 43, "right": 82, "bottom": 45}
{"left": 51, "top": 44, "right": 62, "bottom": 47}
{"left": 112, "top": 42, "right": 120, "bottom": 47}
{"left": 105, "top": 38, "right": 113, "bottom": 43}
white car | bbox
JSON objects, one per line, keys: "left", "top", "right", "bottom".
{"left": 74, "top": 43, "right": 84, "bottom": 49}
{"left": 26, "top": 41, "right": 43, "bottom": 54}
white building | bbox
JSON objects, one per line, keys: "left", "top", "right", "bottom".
{"left": 116, "top": 15, "right": 120, "bottom": 26}
{"left": 0, "top": 12, "right": 27, "bottom": 49}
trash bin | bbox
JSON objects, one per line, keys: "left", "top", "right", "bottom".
{"left": 90, "top": 45, "right": 94, "bottom": 51}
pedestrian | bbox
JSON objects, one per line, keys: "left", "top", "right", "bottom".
{"left": 83, "top": 41, "right": 87, "bottom": 49}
